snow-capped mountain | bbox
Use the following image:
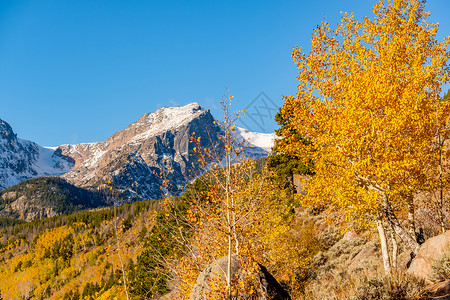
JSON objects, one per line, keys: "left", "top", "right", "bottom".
{"left": 0, "top": 119, "right": 74, "bottom": 190}
{"left": 232, "top": 127, "right": 277, "bottom": 156}
{"left": 0, "top": 103, "right": 276, "bottom": 200}
{"left": 58, "top": 103, "right": 224, "bottom": 200}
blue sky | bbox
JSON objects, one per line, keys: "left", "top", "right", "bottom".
{"left": 1, "top": 0, "right": 449, "bottom": 146}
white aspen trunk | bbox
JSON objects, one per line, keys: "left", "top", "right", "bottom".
{"left": 391, "top": 230, "right": 398, "bottom": 269}
{"left": 438, "top": 149, "right": 446, "bottom": 234}
{"left": 440, "top": 208, "right": 446, "bottom": 234}
{"left": 376, "top": 218, "right": 391, "bottom": 274}
{"left": 227, "top": 230, "right": 232, "bottom": 300}
{"left": 381, "top": 193, "right": 420, "bottom": 255}
{"left": 233, "top": 218, "right": 239, "bottom": 256}
{"left": 436, "top": 91, "right": 446, "bottom": 234}
{"left": 225, "top": 131, "right": 232, "bottom": 300}
{"left": 406, "top": 193, "right": 416, "bottom": 241}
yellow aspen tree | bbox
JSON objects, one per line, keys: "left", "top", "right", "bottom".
{"left": 172, "top": 93, "right": 289, "bottom": 298}
{"left": 279, "top": 0, "right": 449, "bottom": 273}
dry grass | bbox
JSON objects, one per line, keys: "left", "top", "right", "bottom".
{"left": 350, "top": 271, "right": 426, "bottom": 300}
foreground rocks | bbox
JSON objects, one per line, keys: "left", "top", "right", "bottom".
{"left": 408, "top": 231, "right": 450, "bottom": 281}
{"left": 190, "top": 254, "right": 290, "bottom": 300}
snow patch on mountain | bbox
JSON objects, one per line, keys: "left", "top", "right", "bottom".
{"left": 232, "top": 127, "right": 277, "bottom": 152}
{"left": 0, "top": 121, "right": 75, "bottom": 190}
{"left": 131, "top": 103, "right": 204, "bottom": 143}
{"left": 35, "top": 145, "right": 73, "bottom": 175}
{"left": 230, "top": 127, "right": 277, "bottom": 159}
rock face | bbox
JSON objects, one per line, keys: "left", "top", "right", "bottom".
{"left": 419, "top": 280, "right": 450, "bottom": 299}
{"left": 58, "top": 103, "right": 224, "bottom": 200}
{"left": 408, "top": 231, "right": 450, "bottom": 280}
{"left": 190, "top": 254, "right": 290, "bottom": 300}
{"left": 0, "top": 119, "right": 74, "bottom": 190}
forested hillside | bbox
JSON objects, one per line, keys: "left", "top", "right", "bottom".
{"left": 0, "top": 177, "right": 107, "bottom": 221}
{"left": 0, "top": 199, "right": 156, "bottom": 299}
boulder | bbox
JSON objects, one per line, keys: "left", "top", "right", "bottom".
{"left": 397, "top": 250, "right": 415, "bottom": 271}
{"left": 408, "top": 231, "right": 450, "bottom": 281}
{"left": 348, "top": 242, "right": 379, "bottom": 271}
{"left": 190, "top": 254, "right": 290, "bottom": 300}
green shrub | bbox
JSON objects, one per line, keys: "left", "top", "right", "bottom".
{"left": 429, "top": 248, "right": 450, "bottom": 282}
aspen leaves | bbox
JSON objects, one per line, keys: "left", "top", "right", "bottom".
{"left": 279, "top": 0, "right": 450, "bottom": 224}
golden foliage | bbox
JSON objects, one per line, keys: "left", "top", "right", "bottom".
{"left": 279, "top": 0, "right": 450, "bottom": 224}
{"left": 170, "top": 94, "right": 290, "bottom": 298}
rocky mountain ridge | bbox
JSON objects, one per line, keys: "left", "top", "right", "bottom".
{"left": 0, "top": 103, "right": 276, "bottom": 201}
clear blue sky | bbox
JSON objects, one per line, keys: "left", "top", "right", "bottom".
{"left": 1, "top": 0, "right": 449, "bottom": 146}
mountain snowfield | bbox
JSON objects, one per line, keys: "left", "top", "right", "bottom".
{"left": 232, "top": 127, "right": 278, "bottom": 153}
{"left": 130, "top": 103, "right": 205, "bottom": 144}
{"left": 0, "top": 103, "right": 276, "bottom": 198}
{"left": 0, "top": 142, "right": 73, "bottom": 189}
{"left": 0, "top": 120, "right": 74, "bottom": 189}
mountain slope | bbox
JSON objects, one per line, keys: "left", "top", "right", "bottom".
{"left": 0, "top": 119, "right": 74, "bottom": 190}
{"left": 1, "top": 103, "right": 276, "bottom": 201}
{"left": 59, "top": 103, "right": 225, "bottom": 200}
{"left": 0, "top": 176, "right": 107, "bottom": 221}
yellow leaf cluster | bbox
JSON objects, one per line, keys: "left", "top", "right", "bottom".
{"left": 280, "top": 0, "right": 450, "bottom": 224}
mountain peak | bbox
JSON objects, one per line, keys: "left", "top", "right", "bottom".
{"left": 58, "top": 102, "right": 221, "bottom": 200}
{"left": 150, "top": 102, "right": 204, "bottom": 125}
{"left": 154, "top": 102, "right": 202, "bottom": 114}
{"left": 129, "top": 103, "right": 206, "bottom": 143}
{"left": 0, "top": 119, "right": 17, "bottom": 143}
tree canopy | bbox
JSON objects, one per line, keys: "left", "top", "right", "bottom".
{"left": 278, "top": 0, "right": 450, "bottom": 270}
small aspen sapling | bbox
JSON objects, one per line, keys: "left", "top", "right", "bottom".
{"left": 171, "top": 92, "right": 289, "bottom": 299}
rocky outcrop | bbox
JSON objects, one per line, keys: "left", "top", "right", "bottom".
{"left": 347, "top": 242, "right": 380, "bottom": 271}
{"left": 419, "top": 280, "right": 450, "bottom": 299}
{"left": 190, "top": 254, "right": 290, "bottom": 300}
{"left": 408, "top": 231, "right": 450, "bottom": 280}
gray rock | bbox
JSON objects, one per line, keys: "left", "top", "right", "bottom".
{"left": 342, "top": 230, "right": 358, "bottom": 242}
{"left": 348, "top": 242, "right": 379, "bottom": 271}
{"left": 190, "top": 254, "right": 290, "bottom": 300}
